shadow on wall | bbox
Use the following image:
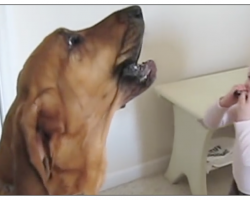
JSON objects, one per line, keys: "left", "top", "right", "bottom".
{"left": 132, "top": 6, "right": 188, "bottom": 168}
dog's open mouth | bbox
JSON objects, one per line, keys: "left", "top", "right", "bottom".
{"left": 118, "top": 59, "right": 157, "bottom": 107}
{"left": 121, "top": 60, "right": 156, "bottom": 84}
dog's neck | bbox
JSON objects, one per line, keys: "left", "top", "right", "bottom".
{"left": 57, "top": 77, "right": 121, "bottom": 143}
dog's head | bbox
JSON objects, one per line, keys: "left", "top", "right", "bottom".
{"left": 13, "top": 5, "right": 157, "bottom": 194}
{"left": 20, "top": 6, "right": 156, "bottom": 113}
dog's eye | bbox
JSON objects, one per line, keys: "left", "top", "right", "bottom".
{"left": 68, "top": 34, "right": 82, "bottom": 47}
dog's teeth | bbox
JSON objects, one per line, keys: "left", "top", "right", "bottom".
{"left": 140, "top": 75, "right": 147, "bottom": 82}
{"left": 133, "top": 65, "right": 139, "bottom": 70}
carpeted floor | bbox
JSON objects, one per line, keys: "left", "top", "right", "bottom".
{"left": 100, "top": 165, "right": 232, "bottom": 195}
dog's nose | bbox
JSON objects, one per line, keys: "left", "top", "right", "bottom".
{"left": 127, "top": 6, "right": 143, "bottom": 19}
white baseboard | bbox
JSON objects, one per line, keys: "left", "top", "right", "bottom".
{"left": 100, "top": 155, "right": 170, "bottom": 192}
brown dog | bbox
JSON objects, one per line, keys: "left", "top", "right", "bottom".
{"left": 0, "top": 5, "right": 157, "bottom": 195}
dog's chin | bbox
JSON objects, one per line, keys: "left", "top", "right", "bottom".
{"left": 118, "top": 59, "right": 157, "bottom": 108}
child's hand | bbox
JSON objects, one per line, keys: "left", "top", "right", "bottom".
{"left": 220, "top": 84, "right": 247, "bottom": 108}
{"left": 236, "top": 91, "right": 250, "bottom": 122}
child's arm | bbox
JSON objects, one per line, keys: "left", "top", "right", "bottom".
{"left": 202, "top": 98, "right": 236, "bottom": 130}
{"left": 203, "top": 84, "right": 247, "bottom": 129}
{"left": 234, "top": 121, "right": 250, "bottom": 166}
{"left": 234, "top": 91, "right": 250, "bottom": 166}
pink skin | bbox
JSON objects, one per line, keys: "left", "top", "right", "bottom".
{"left": 219, "top": 68, "right": 250, "bottom": 122}
{"left": 219, "top": 70, "right": 250, "bottom": 108}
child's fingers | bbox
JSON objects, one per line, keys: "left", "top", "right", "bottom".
{"left": 247, "top": 90, "right": 250, "bottom": 104}
{"left": 239, "top": 91, "right": 247, "bottom": 104}
{"left": 236, "top": 84, "right": 247, "bottom": 91}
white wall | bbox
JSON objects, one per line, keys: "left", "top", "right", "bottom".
{"left": 1, "top": 5, "right": 250, "bottom": 190}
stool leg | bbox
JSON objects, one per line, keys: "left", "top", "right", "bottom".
{"left": 165, "top": 153, "right": 184, "bottom": 183}
{"left": 164, "top": 106, "right": 213, "bottom": 195}
{"left": 186, "top": 163, "right": 208, "bottom": 195}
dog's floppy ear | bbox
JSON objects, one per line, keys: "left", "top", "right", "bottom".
{"left": 19, "top": 89, "right": 64, "bottom": 190}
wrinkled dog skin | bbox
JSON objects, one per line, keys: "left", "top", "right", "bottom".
{"left": 0, "top": 5, "right": 157, "bottom": 195}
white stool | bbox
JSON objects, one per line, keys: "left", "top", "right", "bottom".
{"left": 154, "top": 67, "right": 247, "bottom": 195}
